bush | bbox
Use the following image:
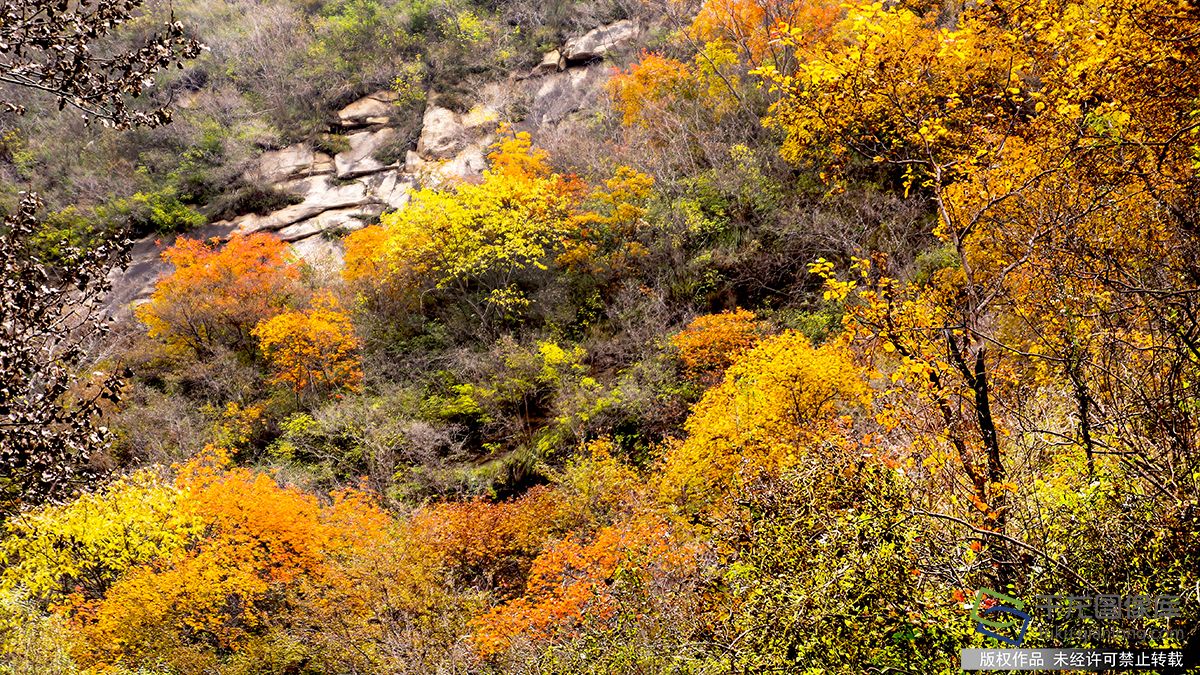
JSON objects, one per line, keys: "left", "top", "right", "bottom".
{"left": 103, "top": 187, "right": 206, "bottom": 236}
{"left": 670, "top": 308, "right": 763, "bottom": 381}
{"left": 205, "top": 183, "right": 303, "bottom": 222}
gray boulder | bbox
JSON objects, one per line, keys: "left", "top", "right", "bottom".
{"left": 528, "top": 64, "right": 610, "bottom": 127}
{"left": 530, "top": 49, "right": 565, "bottom": 76}
{"left": 244, "top": 143, "right": 329, "bottom": 184}
{"left": 562, "top": 20, "right": 639, "bottom": 62}
{"left": 416, "top": 105, "right": 466, "bottom": 159}
{"left": 337, "top": 89, "right": 400, "bottom": 128}
{"left": 335, "top": 127, "right": 400, "bottom": 178}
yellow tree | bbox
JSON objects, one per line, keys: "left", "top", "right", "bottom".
{"left": 342, "top": 130, "right": 580, "bottom": 327}
{"left": 774, "top": 0, "right": 1200, "bottom": 582}
{"left": 253, "top": 292, "right": 363, "bottom": 400}
{"left": 659, "top": 330, "right": 870, "bottom": 513}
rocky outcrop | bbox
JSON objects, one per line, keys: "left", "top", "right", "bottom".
{"left": 230, "top": 177, "right": 371, "bottom": 235}
{"left": 416, "top": 101, "right": 499, "bottom": 160}
{"left": 530, "top": 50, "right": 565, "bottom": 76}
{"left": 243, "top": 143, "right": 333, "bottom": 184}
{"left": 527, "top": 64, "right": 610, "bottom": 127}
{"left": 335, "top": 127, "right": 400, "bottom": 178}
{"left": 336, "top": 89, "right": 399, "bottom": 128}
{"left": 108, "top": 24, "right": 642, "bottom": 316}
{"left": 364, "top": 171, "right": 414, "bottom": 210}
{"left": 416, "top": 106, "right": 466, "bottom": 159}
{"left": 562, "top": 20, "right": 639, "bottom": 62}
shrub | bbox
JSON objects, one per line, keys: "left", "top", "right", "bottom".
{"left": 670, "top": 308, "right": 763, "bottom": 380}
{"left": 205, "top": 183, "right": 304, "bottom": 222}
{"left": 112, "top": 187, "right": 207, "bottom": 236}
{"left": 659, "top": 330, "right": 870, "bottom": 511}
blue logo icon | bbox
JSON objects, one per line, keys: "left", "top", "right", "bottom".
{"left": 970, "top": 588, "right": 1031, "bottom": 646}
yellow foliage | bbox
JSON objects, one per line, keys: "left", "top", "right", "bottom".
{"left": 341, "top": 131, "right": 579, "bottom": 318}
{"left": 253, "top": 292, "right": 363, "bottom": 397}
{"left": 660, "top": 330, "right": 870, "bottom": 509}
{"left": 0, "top": 469, "right": 199, "bottom": 606}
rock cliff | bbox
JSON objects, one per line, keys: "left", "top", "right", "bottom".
{"left": 107, "top": 18, "right": 643, "bottom": 316}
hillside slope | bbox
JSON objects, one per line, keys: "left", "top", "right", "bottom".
{"left": 1, "top": 0, "right": 1198, "bottom": 672}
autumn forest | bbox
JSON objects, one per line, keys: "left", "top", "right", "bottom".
{"left": 0, "top": 0, "right": 1198, "bottom": 671}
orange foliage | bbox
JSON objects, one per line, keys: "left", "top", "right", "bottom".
{"left": 469, "top": 514, "right": 681, "bottom": 658}
{"left": 136, "top": 233, "right": 303, "bottom": 354}
{"left": 486, "top": 126, "right": 554, "bottom": 180}
{"left": 72, "top": 449, "right": 390, "bottom": 666}
{"left": 340, "top": 223, "right": 390, "bottom": 286}
{"left": 609, "top": 0, "right": 839, "bottom": 129}
{"left": 608, "top": 54, "right": 694, "bottom": 127}
{"left": 690, "top": 0, "right": 839, "bottom": 61}
{"left": 559, "top": 165, "right": 655, "bottom": 275}
{"left": 410, "top": 486, "right": 562, "bottom": 588}
{"left": 670, "top": 308, "right": 763, "bottom": 379}
{"left": 253, "top": 292, "right": 363, "bottom": 397}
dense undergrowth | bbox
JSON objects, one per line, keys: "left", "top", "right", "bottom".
{"left": 1, "top": 0, "right": 1199, "bottom": 672}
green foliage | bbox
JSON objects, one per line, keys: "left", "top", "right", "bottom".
{"left": 0, "top": 592, "right": 78, "bottom": 675}
{"left": 27, "top": 207, "right": 95, "bottom": 263}
{"left": 766, "top": 304, "right": 843, "bottom": 344}
{"left": 911, "top": 243, "right": 960, "bottom": 287}
{"left": 723, "top": 464, "right": 970, "bottom": 672}
{"left": 102, "top": 187, "right": 206, "bottom": 236}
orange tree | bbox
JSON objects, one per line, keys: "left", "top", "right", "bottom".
{"left": 609, "top": 0, "right": 839, "bottom": 144}
{"left": 137, "top": 233, "right": 304, "bottom": 355}
{"left": 670, "top": 308, "right": 764, "bottom": 383}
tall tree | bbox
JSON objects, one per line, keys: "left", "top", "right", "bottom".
{"left": 0, "top": 0, "right": 200, "bottom": 512}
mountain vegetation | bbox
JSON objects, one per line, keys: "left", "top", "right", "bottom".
{"left": 0, "top": 0, "right": 1198, "bottom": 672}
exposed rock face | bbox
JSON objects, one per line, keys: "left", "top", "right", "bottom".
{"left": 335, "top": 127, "right": 400, "bottom": 178}
{"left": 243, "top": 144, "right": 332, "bottom": 184}
{"left": 528, "top": 64, "right": 610, "bottom": 127}
{"left": 417, "top": 105, "right": 466, "bottom": 159}
{"left": 106, "top": 235, "right": 172, "bottom": 319}
{"left": 337, "top": 89, "right": 399, "bottom": 127}
{"left": 365, "top": 171, "right": 414, "bottom": 210}
{"left": 416, "top": 101, "right": 498, "bottom": 161}
{"left": 277, "top": 208, "right": 371, "bottom": 242}
{"left": 231, "top": 177, "right": 371, "bottom": 235}
{"left": 562, "top": 20, "right": 639, "bottom": 62}
{"left": 530, "top": 49, "right": 565, "bottom": 76}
